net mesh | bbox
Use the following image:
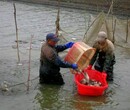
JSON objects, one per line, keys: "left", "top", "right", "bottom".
{"left": 83, "top": 12, "right": 130, "bottom": 48}
{"left": 58, "top": 12, "right": 130, "bottom": 49}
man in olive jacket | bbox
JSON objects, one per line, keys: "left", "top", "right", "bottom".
{"left": 87, "top": 31, "right": 116, "bottom": 81}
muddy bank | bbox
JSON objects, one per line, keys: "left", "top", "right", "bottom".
{"left": 14, "top": 0, "right": 130, "bottom": 16}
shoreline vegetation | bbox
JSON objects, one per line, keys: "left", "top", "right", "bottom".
{"left": 14, "top": 0, "right": 130, "bottom": 17}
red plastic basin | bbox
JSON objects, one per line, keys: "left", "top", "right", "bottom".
{"left": 74, "top": 69, "right": 108, "bottom": 96}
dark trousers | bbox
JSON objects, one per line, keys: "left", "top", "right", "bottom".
{"left": 39, "top": 65, "right": 64, "bottom": 85}
{"left": 94, "top": 57, "right": 115, "bottom": 81}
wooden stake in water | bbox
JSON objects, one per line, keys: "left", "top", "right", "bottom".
{"left": 55, "top": 0, "right": 60, "bottom": 35}
{"left": 27, "top": 35, "right": 33, "bottom": 92}
{"left": 13, "top": 3, "right": 20, "bottom": 64}
{"left": 126, "top": 18, "right": 129, "bottom": 43}
{"left": 112, "top": 19, "right": 116, "bottom": 43}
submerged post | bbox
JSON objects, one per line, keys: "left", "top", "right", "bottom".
{"left": 13, "top": 3, "right": 20, "bottom": 64}
{"left": 55, "top": 0, "right": 60, "bottom": 35}
{"left": 112, "top": 18, "right": 116, "bottom": 43}
{"left": 126, "top": 18, "right": 129, "bottom": 43}
{"left": 27, "top": 35, "right": 33, "bottom": 92}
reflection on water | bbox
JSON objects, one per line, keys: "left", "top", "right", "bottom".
{"left": 72, "top": 94, "right": 107, "bottom": 110}
{"left": 35, "top": 84, "right": 108, "bottom": 110}
{"left": 35, "top": 85, "right": 61, "bottom": 109}
{"left": 35, "top": 84, "right": 74, "bottom": 110}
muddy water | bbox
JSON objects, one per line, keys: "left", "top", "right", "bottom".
{"left": 0, "top": 1, "right": 130, "bottom": 110}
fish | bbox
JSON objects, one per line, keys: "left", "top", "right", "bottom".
{"left": 80, "top": 79, "right": 102, "bottom": 87}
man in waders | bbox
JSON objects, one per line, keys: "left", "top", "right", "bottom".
{"left": 39, "top": 33, "right": 78, "bottom": 85}
{"left": 87, "top": 31, "right": 116, "bottom": 81}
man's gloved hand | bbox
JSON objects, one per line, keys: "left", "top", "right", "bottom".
{"left": 87, "top": 65, "right": 92, "bottom": 70}
{"left": 65, "top": 42, "right": 74, "bottom": 48}
{"left": 71, "top": 64, "right": 78, "bottom": 69}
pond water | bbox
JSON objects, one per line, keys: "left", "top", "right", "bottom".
{"left": 0, "top": 1, "right": 130, "bottom": 110}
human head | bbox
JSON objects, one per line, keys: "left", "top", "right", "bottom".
{"left": 46, "top": 33, "right": 59, "bottom": 46}
{"left": 97, "top": 31, "right": 107, "bottom": 44}
{"left": 46, "top": 33, "right": 59, "bottom": 42}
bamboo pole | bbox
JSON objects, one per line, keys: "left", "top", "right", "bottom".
{"left": 106, "top": 0, "right": 114, "bottom": 17}
{"left": 27, "top": 35, "right": 33, "bottom": 92}
{"left": 111, "top": 0, "right": 116, "bottom": 44}
{"left": 112, "top": 19, "right": 116, "bottom": 43}
{"left": 55, "top": 0, "right": 68, "bottom": 42}
{"left": 126, "top": 18, "right": 129, "bottom": 43}
{"left": 13, "top": 3, "right": 20, "bottom": 64}
{"left": 55, "top": 0, "right": 60, "bottom": 35}
{"left": 105, "top": 0, "right": 114, "bottom": 42}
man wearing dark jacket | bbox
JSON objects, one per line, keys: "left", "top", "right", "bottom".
{"left": 87, "top": 31, "right": 116, "bottom": 81}
{"left": 39, "top": 33, "right": 78, "bottom": 85}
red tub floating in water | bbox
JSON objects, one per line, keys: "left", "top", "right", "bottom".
{"left": 74, "top": 68, "right": 108, "bottom": 96}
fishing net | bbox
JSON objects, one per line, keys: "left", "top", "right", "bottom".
{"left": 83, "top": 12, "right": 130, "bottom": 48}
{"left": 58, "top": 11, "right": 130, "bottom": 49}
